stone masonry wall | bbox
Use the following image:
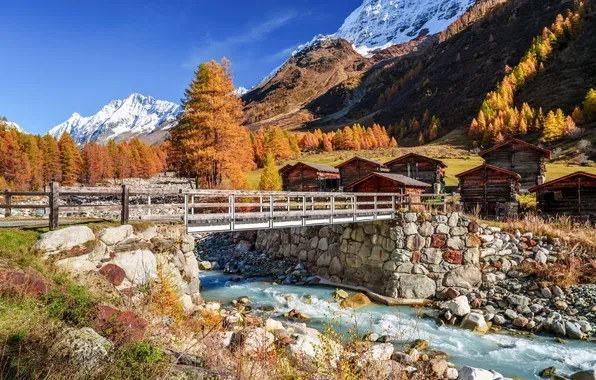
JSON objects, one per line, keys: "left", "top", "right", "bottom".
{"left": 255, "top": 212, "right": 484, "bottom": 299}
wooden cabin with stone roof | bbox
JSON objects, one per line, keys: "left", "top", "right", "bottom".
{"left": 479, "top": 138, "right": 550, "bottom": 192}
{"left": 335, "top": 156, "right": 388, "bottom": 188}
{"left": 384, "top": 153, "right": 446, "bottom": 193}
{"left": 529, "top": 172, "right": 596, "bottom": 221}
{"left": 456, "top": 164, "right": 521, "bottom": 219}
{"left": 283, "top": 162, "right": 340, "bottom": 192}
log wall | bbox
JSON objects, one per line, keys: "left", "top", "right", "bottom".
{"left": 482, "top": 142, "right": 546, "bottom": 190}
{"left": 286, "top": 166, "right": 340, "bottom": 192}
{"left": 339, "top": 160, "right": 382, "bottom": 187}
{"left": 386, "top": 157, "right": 444, "bottom": 191}
{"left": 535, "top": 175, "right": 596, "bottom": 219}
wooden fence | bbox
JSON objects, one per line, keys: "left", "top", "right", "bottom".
{"left": 1, "top": 183, "right": 460, "bottom": 233}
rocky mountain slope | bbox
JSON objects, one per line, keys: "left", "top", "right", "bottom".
{"left": 49, "top": 93, "right": 181, "bottom": 145}
{"left": 4, "top": 121, "right": 27, "bottom": 134}
{"left": 243, "top": 0, "right": 595, "bottom": 147}
{"left": 335, "top": 0, "right": 475, "bottom": 56}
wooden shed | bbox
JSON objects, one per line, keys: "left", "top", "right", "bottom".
{"left": 479, "top": 138, "right": 550, "bottom": 192}
{"left": 278, "top": 164, "right": 294, "bottom": 190}
{"left": 284, "top": 162, "right": 340, "bottom": 192}
{"left": 528, "top": 172, "right": 596, "bottom": 221}
{"left": 335, "top": 156, "right": 388, "bottom": 188}
{"left": 456, "top": 164, "right": 521, "bottom": 219}
{"left": 344, "top": 172, "right": 431, "bottom": 194}
{"left": 384, "top": 153, "right": 446, "bottom": 193}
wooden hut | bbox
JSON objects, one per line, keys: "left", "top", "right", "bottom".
{"left": 479, "top": 138, "right": 551, "bottom": 192}
{"left": 335, "top": 156, "right": 388, "bottom": 188}
{"left": 278, "top": 164, "right": 294, "bottom": 190}
{"left": 384, "top": 153, "right": 446, "bottom": 193}
{"left": 456, "top": 164, "right": 521, "bottom": 219}
{"left": 344, "top": 172, "right": 431, "bottom": 194}
{"left": 528, "top": 172, "right": 596, "bottom": 221}
{"left": 284, "top": 162, "right": 340, "bottom": 192}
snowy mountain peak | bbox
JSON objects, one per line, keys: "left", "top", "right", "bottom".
{"left": 335, "top": 0, "right": 475, "bottom": 56}
{"left": 49, "top": 93, "right": 181, "bottom": 145}
{"left": 3, "top": 121, "right": 27, "bottom": 134}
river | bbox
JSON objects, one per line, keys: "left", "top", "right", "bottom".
{"left": 200, "top": 271, "right": 596, "bottom": 379}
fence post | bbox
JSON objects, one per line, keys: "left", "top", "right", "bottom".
{"left": 408, "top": 195, "right": 413, "bottom": 212}
{"left": 4, "top": 188, "right": 11, "bottom": 218}
{"left": 442, "top": 194, "right": 447, "bottom": 213}
{"left": 269, "top": 195, "right": 274, "bottom": 228}
{"left": 184, "top": 194, "right": 189, "bottom": 226}
{"left": 452, "top": 192, "right": 457, "bottom": 212}
{"left": 49, "top": 182, "right": 59, "bottom": 231}
{"left": 121, "top": 184, "right": 129, "bottom": 225}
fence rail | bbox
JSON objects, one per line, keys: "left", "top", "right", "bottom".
{"left": 1, "top": 183, "right": 460, "bottom": 233}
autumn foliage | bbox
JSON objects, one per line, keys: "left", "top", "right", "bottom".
{"left": 469, "top": 3, "right": 585, "bottom": 145}
{"left": 0, "top": 118, "right": 166, "bottom": 190}
{"left": 167, "top": 59, "right": 255, "bottom": 189}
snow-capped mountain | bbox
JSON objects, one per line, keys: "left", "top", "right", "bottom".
{"left": 4, "top": 121, "right": 27, "bottom": 134}
{"left": 49, "top": 93, "right": 181, "bottom": 144}
{"left": 335, "top": 0, "right": 476, "bottom": 55}
{"left": 234, "top": 87, "right": 249, "bottom": 97}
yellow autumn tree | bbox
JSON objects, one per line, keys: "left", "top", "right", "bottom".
{"left": 168, "top": 59, "right": 255, "bottom": 189}
{"left": 258, "top": 153, "right": 282, "bottom": 191}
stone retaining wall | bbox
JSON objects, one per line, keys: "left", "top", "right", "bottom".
{"left": 254, "top": 212, "right": 547, "bottom": 299}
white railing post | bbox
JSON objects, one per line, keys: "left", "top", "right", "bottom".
{"left": 392, "top": 195, "right": 396, "bottom": 215}
{"left": 331, "top": 195, "right": 335, "bottom": 224}
{"left": 374, "top": 195, "right": 378, "bottom": 220}
{"left": 260, "top": 196, "right": 263, "bottom": 213}
{"left": 230, "top": 195, "right": 235, "bottom": 231}
{"left": 147, "top": 196, "right": 151, "bottom": 217}
{"left": 183, "top": 194, "right": 189, "bottom": 228}
{"left": 191, "top": 196, "right": 194, "bottom": 215}
{"left": 269, "top": 195, "right": 274, "bottom": 228}
{"left": 302, "top": 196, "right": 306, "bottom": 226}
{"left": 353, "top": 195, "right": 357, "bottom": 222}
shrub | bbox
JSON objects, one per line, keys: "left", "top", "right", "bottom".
{"left": 43, "top": 285, "right": 96, "bottom": 326}
{"left": 520, "top": 254, "right": 596, "bottom": 287}
{"left": 102, "top": 341, "right": 170, "bottom": 379}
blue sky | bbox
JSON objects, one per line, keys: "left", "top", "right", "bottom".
{"left": 0, "top": 0, "right": 360, "bottom": 134}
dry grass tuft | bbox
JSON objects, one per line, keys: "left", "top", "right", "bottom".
{"left": 520, "top": 253, "right": 596, "bottom": 288}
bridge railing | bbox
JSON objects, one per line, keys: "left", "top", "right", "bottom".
{"left": 184, "top": 190, "right": 460, "bottom": 233}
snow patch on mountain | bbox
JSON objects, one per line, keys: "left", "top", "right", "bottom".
{"left": 49, "top": 93, "right": 181, "bottom": 144}
{"left": 4, "top": 121, "right": 27, "bottom": 134}
{"left": 234, "top": 87, "right": 249, "bottom": 97}
{"left": 335, "top": 0, "right": 475, "bottom": 56}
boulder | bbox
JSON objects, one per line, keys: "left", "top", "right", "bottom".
{"left": 265, "top": 318, "right": 284, "bottom": 333}
{"left": 447, "top": 296, "right": 471, "bottom": 317}
{"left": 99, "top": 225, "right": 134, "bottom": 246}
{"left": 35, "top": 226, "right": 95, "bottom": 252}
{"left": 50, "top": 327, "right": 113, "bottom": 370}
{"left": 571, "top": 370, "right": 596, "bottom": 380}
{"left": 98, "top": 264, "right": 126, "bottom": 286}
{"left": 360, "top": 342, "right": 394, "bottom": 363}
{"left": 565, "top": 321, "right": 584, "bottom": 340}
{"left": 92, "top": 306, "right": 147, "bottom": 344}
{"left": 235, "top": 240, "right": 253, "bottom": 254}
{"left": 114, "top": 249, "right": 157, "bottom": 285}
{"left": 340, "top": 293, "right": 372, "bottom": 308}
{"left": 198, "top": 261, "right": 212, "bottom": 270}
{"left": 457, "top": 366, "right": 495, "bottom": 380}
{"left": 56, "top": 255, "right": 97, "bottom": 273}
{"left": 88, "top": 241, "right": 109, "bottom": 261}
{"left": 460, "top": 313, "right": 489, "bottom": 333}
{"left": 329, "top": 257, "right": 342, "bottom": 275}
{"left": 386, "top": 274, "right": 436, "bottom": 299}
{"left": 234, "top": 327, "right": 274, "bottom": 355}
{"left": 334, "top": 289, "right": 349, "bottom": 299}
{"left": 443, "top": 265, "right": 482, "bottom": 289}
{"left": 181, "top": 235, "right": 196, "bottom": 253}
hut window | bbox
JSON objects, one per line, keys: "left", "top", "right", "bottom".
{"left": 325, "top": 178, "right": 339, "bottom": 189}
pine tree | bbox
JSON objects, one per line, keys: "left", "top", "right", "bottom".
{"left": 428, "top": 116, "right": 440, "bottom": 141}
{"left": 583, "top": 88, "right": 596, "bottom": 121}
{"left": 58, "top": 132, "right": 82, "bottom": 185}
{"left": 541, "top": 110, "right": 563, "bottom": 142}
{"left": 168, "top": 59, "right": 255, "bottom": 189}
{"left": 258, "top": 153, "right": 282, "bottom": 191}
{"left": 41, "top": 134, "right": 62, "bottom": 183}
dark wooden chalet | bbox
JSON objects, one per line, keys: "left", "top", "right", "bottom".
{"left": 278, "top": 164, "right": 294, "bottom": 190}
{"left": 284, "top": 162, "right": 340, "bottom": 192}
{"left": 344, "top": 172, "right": 431, "bottom": 194}
{"left": 529, "top": 171, "right": 596, "bottom": 221}
{"left": 479, "top": 138, "right": 551, "bottom": 192}
{"left": 335, "top": 156, "right": 388, "bottom": 188}
{"left": 456, "top": 164, "right": 521, "bottom": 219}
{"left": 384, "top": 153, "right": 446, "bottom": 193}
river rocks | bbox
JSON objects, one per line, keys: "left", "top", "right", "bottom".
{"left": 457, "top": 366, "right": 498, "bottom": 380}
{"left": 284, "top": 309, "right": 312, "bottom": 321}
{"left": 386, "top": 274, "right": 436, "bottom": 299}
{"left": 50, "top": 327, "right": 113, "bottom": 370}
{"left": 443, "top": 265, "right": 482, "bottom": 289}
{"left": 340, "top": 293, "right": 372, "bottom": 308}
{"left": 565, "top": 321, "right": 584, "bottom": 340}
{"left": 198, "top": 261, "right": 212, "bottom": 270}
{"left": 334, "top": 289, "right": 348, "bottom": 299}
{"left": 571, "top": 370, "right": 596, "bottom": 380}
{"left": 460, "top": 313, "right": 488, "bottom": 333}
{"left": 448, "top": 296, "right": 471, "bottom": 317}
{"left": 181, "top": 234, "right": 196, "bottom": 253}
{"left": 99, "top": 225, "right": 134, "bottom": 246}
{"left": 234, "top": 327, "right": 274, "bottom": 355}
{"left": 35, "top": 226, "right": 95, "bottom": 253}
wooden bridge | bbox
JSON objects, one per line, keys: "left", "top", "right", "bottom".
{"left": 1, "top": 184, "right": 459, "bottom": 233}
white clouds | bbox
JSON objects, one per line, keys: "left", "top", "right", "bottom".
{"left": 264, "top": 44, "right": 300, "bottom": 63}
{"left": 184, "top": 12, "right": 298, "bottom": 69}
